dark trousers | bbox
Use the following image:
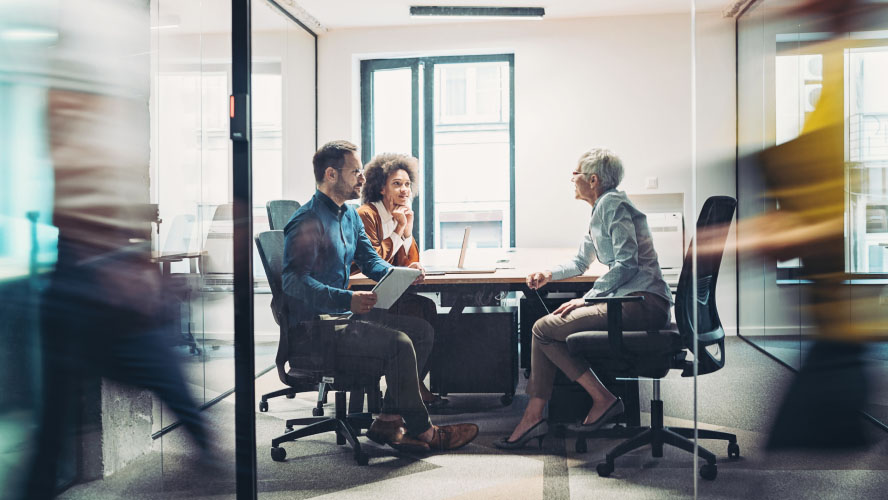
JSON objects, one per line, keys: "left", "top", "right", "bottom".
{"left": 387, "top": 292, "right": 438, "bottom": 382}
{"left": 25, "top": 244, "right": 206, "bottom": 499}
{"left": 338, "top": 310, "right": 434, "bottom": 437}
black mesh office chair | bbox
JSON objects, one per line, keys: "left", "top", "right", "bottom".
{"left": 566, "top": 196, "right": 739, "bottom": 481}
{"left": 266, "top": 200, "right": 301, "bottom": 231}
{"left": 256, "top": 230, "right": 378, "bottom": 465}
{"left": 256, "top": 223, "right": 323, "bottom": 415}
{"left": 258, "top": 199, "right": 326, "bottom": 414}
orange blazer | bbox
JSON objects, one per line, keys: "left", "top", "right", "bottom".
{"left": 351, "top": 203, "right": 419, "bottom": 275}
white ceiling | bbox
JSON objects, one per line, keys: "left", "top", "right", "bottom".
{"left": 153, "top": 0, "right": 734, "bottom": 35}
{"left": 294, "top": 0, "right": 732, "bottom": 30}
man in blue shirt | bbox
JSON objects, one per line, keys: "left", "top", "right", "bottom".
{"left": 283, "top": 140, "right": 478, "bottom": 452}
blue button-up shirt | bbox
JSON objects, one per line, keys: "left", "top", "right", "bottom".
{"left": 282, "top": 190, "right": 391, "bottom": 324}
{"left": 551, "top": 189, "right": 674, "bottom": 304}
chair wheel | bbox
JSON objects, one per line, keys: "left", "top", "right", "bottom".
{"left": 575, "top": 438, "right": 587, "bottom": 454}
{"left": 596, "top": 462, "right": 613, "bottom": 477}
{"left": 286, "top": 392, "right": 296, "bottom": 399}
{"left": 355, "top": 452, "right": 369, "bottom": 466}
{"left": 500, "top": 395, "right": 513, "bottom": 406}
{"left": 727, "top": 442, "right": 740, "bottom": 459}
{"left": 524, "top": 368, "right": 531, "bottom": 379}
{"left": 270, "top": 446, "right": 286, "bottom": 462}
{"left": 700, "top": 463, "right": 717, "bottom": 480}
{"left": 312, "top": 407, "right": 324, "bottom": 416}
{"left": 259, "top": 401, "right": 269, "bottom": 412}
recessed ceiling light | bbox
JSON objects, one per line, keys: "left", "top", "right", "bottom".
{"left": 409, "top": 6, "right": 545, "bottom": 20}
{"left": 0, "top": 28, "right": 59, "bottom": 43}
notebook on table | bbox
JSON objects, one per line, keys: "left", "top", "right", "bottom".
{"left": 423, "top": 226, "right": 497, "bottom": 275}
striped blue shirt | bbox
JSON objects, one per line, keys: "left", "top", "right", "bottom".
{"left": 551, "top": 189, "right": 674, "bottom": 304}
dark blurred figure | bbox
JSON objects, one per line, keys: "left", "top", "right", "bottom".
{"left": 740, "top": 0, "right": 888, "bottom": 449}
{"left": 20, "top": 1, "right": 207, "bottom": 498}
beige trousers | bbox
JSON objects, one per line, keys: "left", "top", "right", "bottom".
{"left": 525, "top": 292, "right": 671, "bottom": 400}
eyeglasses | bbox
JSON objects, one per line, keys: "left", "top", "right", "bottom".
{"left": 338, "top": 167, "right": 364, "bottom": 178}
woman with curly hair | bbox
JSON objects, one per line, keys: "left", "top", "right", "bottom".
{"left": 353, "top": 152, "right": 447, "bottom": 408}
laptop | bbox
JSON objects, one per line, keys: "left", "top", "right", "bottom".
{"left": 424, "top": 226, "right": 497, "bottom": 275}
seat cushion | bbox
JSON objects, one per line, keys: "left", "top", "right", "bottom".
{"left": 566, "top": 328, "right": 682, "bottom": 357}
{"left": 566, "top": 327, "right": 683, "bottom": 379}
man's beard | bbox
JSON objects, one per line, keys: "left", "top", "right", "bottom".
{"left": 335, "top": 178, "right": 361, "bottom": 201}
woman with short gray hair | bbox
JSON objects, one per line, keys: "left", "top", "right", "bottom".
{"left": 496, "top": 147, "right": 673, "bottom": 449}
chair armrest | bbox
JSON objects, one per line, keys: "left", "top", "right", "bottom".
{"left": 584, "top": 295, "right": 644, "bottom": 304}
{"left": 584, "top": 295, "right": 644, "bottom": 357}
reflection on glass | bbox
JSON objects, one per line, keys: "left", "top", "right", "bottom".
{"left": 848, "top": 47, "right": 888, "bottom": 273}
{"left": 737, "top": 0, "right": 888, "bottom": 438}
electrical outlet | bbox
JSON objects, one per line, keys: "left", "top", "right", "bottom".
{"left": 645, "top": 177, "right": 658, "bottom": 189}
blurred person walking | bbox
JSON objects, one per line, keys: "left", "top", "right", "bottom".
{"left": 735, "top": 0, "right": 888, "bottom": 449}
{"left": 5, "top": 1, "right": 209, "bottom": 497}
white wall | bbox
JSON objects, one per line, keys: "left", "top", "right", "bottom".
{"left": 315, "top": 12, "right": 737, "bottom": 332}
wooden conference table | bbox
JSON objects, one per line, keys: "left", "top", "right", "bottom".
{"left": 351, "top": 247, "right": 606, "bottom": 374}
{"left": 350, "top": 247, "right": 607, "bottom": 294}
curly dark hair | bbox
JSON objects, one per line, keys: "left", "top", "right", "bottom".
{"left": 361, "top": 153, "right": 419, "bottom": 205}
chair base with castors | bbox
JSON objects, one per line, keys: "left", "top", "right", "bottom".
{"left": 571, "top": 423, "right": 646, "bottom": 453}
{"left": 259, "top": 382, "right": 328, "bottom": 415}
{"left": 270, "top": 391, "right": 374, "bottom": 465}
{"left": 588, "top": 381, "right": 739, "bottom": 480}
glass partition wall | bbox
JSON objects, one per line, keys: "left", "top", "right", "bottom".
{"left": 737, "top": 1, "right": 888, "bottom": 427}
{"left": 147, "top": 0, "right": 314, "bottom": 495}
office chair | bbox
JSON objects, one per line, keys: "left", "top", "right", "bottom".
{"left": 256, "top": 221, "right": 324, "bottom": 415}
{"left": 256, "top": 230, "right": 378, "bottom": 465}
{"left": 566, "top": 196, "right": 739, "bottom": 481}
{"left": 258, "top": 200, "right": 328, "bottom": 414}
{"left": 266, "top": 200, "right": 301, "bottom": 231}
{"left": 160, "top": 214, "right": 201, "bottom": 355}
{"left": 200, "top": 203, "right": 234, "bottom": 292}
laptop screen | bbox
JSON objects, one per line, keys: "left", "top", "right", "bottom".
{"left": 457, "top": 226, "right": 471, "bottom": 268}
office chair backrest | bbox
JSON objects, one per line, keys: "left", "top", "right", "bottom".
{"left": 256, "top": 230, "right": 285, "bottom": 323}
{"left": 267, "top": 200, "right": 301, "bottom": 231}
{"left": 162, "top": 214, "right": 195, "bottom": 255}
{"left": 255, "top": 230, "right": 293, "bottom": 384}
{"left": 674, "top": 196, "right": 736, "bottom": 376}
{"left": 203, "top": 203, "right": 233, "bottom": 275}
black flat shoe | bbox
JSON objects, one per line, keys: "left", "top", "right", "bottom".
{"left": 494, "top": 419, "right": 548, "bottom": 450}
{"left": 570, "top": 398, "right": 624, "bottom": 432}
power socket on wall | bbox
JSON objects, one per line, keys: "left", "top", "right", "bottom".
{"left": 645, "top": 177, "right": 658, "bottom": 189}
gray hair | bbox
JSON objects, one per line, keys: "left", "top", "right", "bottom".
{"left": 577, "top": 148, "right": 624, "bottom": 191}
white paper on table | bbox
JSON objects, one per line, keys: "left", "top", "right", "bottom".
{"left": 371, "top": 267, "right": 421, "bottom": 309}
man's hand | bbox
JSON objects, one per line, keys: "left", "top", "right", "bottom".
{"left": 350, "top": 291, "right": 378, "bottom": 314}
{"left": 391, "top": 206, "right": 408, "bottom": 235}
{"left": 552, "top": 298, "right": 587, "bottom": 318}
{"left": 526, "top": 270, "right": 553, "bottom": 290}
{"left": 407, "top": 261, "right": 425, "bottom": 284}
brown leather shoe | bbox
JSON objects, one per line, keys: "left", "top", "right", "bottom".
{"left": 426, "top": 423, "right": 479, "bottom": 451}
{"left": 366, "top": 419, "right": 430, "bottom": 451}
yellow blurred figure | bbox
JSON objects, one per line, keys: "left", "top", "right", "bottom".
{"left": 740, "top": 0, "right": 888, "bottom": 449}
